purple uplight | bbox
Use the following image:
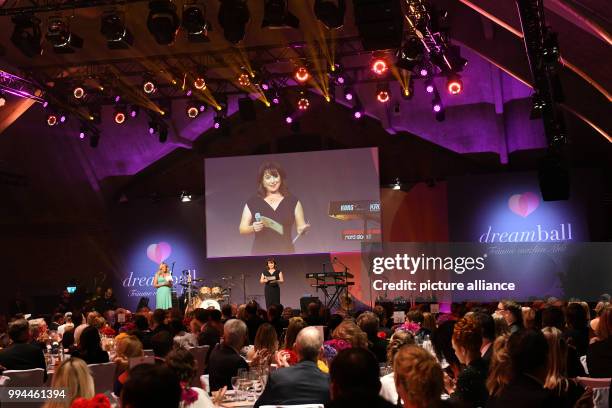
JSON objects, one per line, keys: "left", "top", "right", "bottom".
{"left": 60, "top": 115, "right": 66, "bottom": 123}
{"left": 272, "top": 97, "right": 280, "bottom": 104}
{"left": 130, "top": 110, "right": 137, "bottom": 118}
{"left": 199, "top": 105, "right": 206, "bottom": 112}
{"left": 186, "top": 89, "right": 192, "bottom": 97}
{"left": 115, "top": 95, "right": 121, "bottom": 103}
{"left": 262, "top": 83, "right": 269, "bottom": 91}
{"left": 148, "top": 127, "right": 155, "bottom": 135}
{"left": 337, "top": 76, "right": 345, "bottom": 84}
{"left": 345, "top": 93, "right": 353, "bottom": 101}
{"left": 213, "top": 121, "right": 220, "bottom": 129}
{"left": 354, "top": 111, "right": 362, "bottom": 119}
{"left": 433, "top": 103, "right": 442, "bottom": 112}
{"left": 285, "top": 116, "right": 293, "bottom": 124}
{"left": 426, "top": 84, "right": 434, "bottom": 93}
{"left": 420, "top": 68, "right": 428, "bottom": 77}
{"left": 42, "top": 101, "right": 49, "bottom": 108}
{"left": 79, "top": 132, "right": 85, "bottom": 139}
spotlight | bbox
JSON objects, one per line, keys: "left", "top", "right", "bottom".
{"left": 446, "top": 74, "right": 463, "bottom": 95}
{"left": 180, "top": 191, "right": 192, "bottom": 202}
{"left": 343, "top": 88, "right": 353, "bottom": 101}
{"left": 425, "top": 79, "right": 434, "bottom": 93}
{"left": 11, "top": 14, "right": 42, "bottom": 58}
{"left": 46, "top": 113, "right": 58, "bottom": 126}
{"left": 329, "top": 63, "right": 345, "bottom": 85}
{"left": 314, "top": 0, "right": 346, "bottom": 29}
{"left": 73, "top": 86, "right": 86, "bottom": 99}
{"left": 392, "top": 178, "right": 401, "bottom": 190}
{"left": 114, "top": 106, "right": 127, "bottom": 124}
{"left": 60, "top": 114, "right": 66, "bottom": 123}
{"left": 129, "top": 105, "right": 140, "bottom": 118}
{"left": 396, "top": 35, "right": 423, "bottom": 71}
{"left": 101, "top": 12, "right": 133, "bottom": 49}
{"left": 376, "top": 83, "right": 390, "bottom": 103}
{"left": 182, "top": 2, "right": 211, "bottom": 42}
{"left": 262, "top": 0, "right": 300, "bottom": 29}
{"left": 193, "top": 76, "right": 206, "bottom": 90}
{"left": 46, "top": 16, "right": 84, "bottom": 53}
{"left": 419, "top": 67, "right": 429, "bottom": 77}
{"left": 238, "top": 72, "right": 251, "bottom": 87}
{"left": 351, "top": 99, "right": 363, "bottom": 119}
{"left": 402, "top": 78, "right": 414, "bottom": 100}
{"left": 432, "top": 101, "right": 442, "bottom": 112}
{"left": 147, "top": 0, "right": 180, "bottom": 45}
{"left": 285, "top": 116, "right": 293, "bottom": 124}
{"left": 143, "top": 75, "right": 156, "bottom": 94}
{"left": 218, "top": 0, "right": 250, "bottom": 44}
{"left": 294, "top": 66, "right": 310, "bottom": 83}
{"left": 297, "top": 97, "right": 310, "bottom": 110}
{"left": 186, "top": 101, "right": 200, "bottom": 118}
{"left": 371, "top": 58, "right": 388, "bottom": 75}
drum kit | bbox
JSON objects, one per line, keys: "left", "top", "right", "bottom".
{"left": 179, "top": 271, "right": 234, "bottom": 313}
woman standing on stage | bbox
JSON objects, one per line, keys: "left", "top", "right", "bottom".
{"left": 154, "top": 262, "right": 173, "bottom": 310}
{"left": 260, "top": 259, "right": 284, "bottom": 309}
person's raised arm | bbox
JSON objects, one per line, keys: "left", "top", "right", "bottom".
{"left": 294, "top": 201, "right": 310, "bottom": 235}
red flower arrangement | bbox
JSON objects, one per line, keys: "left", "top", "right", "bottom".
{"left": 70, "top": 393, "right": 111, "bottom": 408}
{"left": 396, "top": 321, "right": 421, "bottom": 335}
{"left": 100, "top": 326, "right": 116, "bottom": 336}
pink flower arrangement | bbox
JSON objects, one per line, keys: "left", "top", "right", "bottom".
{"left": 181, "top": 387, "right": 199, "bottom": 405}
{"left": 397, "top": 321, "right": 421, "bottom": 335}
{"left": 324, "top": 338, "right": 351, "bottom": 352}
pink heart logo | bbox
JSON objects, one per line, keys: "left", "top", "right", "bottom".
{"left": 146, "top": 242, "right": 172, "bottom": 264}
{"left": 508, "top": 192, "right": 540, "bottom": 218}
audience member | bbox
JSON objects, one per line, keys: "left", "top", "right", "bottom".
{"left": 280, "top": 316, "right": 307, "bottom": 365}
{"left": 304, "top": 302, "right": 325, "bottom": 326}
{"left": 208, "top": 319, "right": 249, "bottom": 391}
{"left": 472, "top": 312, "right": 495, "bottom": 365}
{"left": 71, "top": 326, "right": 110, "bottom": 364}
{"left": 165, "top": 348, "right": 215, "bottom": 408}
{"left": 379, "top": 330, "right": 415, "bottom": 405}
{"left": 151, "top": 330, "right": 173, "bottom": 362}
{"left": 0, "top": 319, "right": 47, "bottom": 379}
{"left": 120, "top": 364, "right": 182, "bottom": 408}
{"left": 564, "top": 302, "right": 589, "bottom": 356}
{"left": 586, "top": 305, "right": 612, "bottom": 377}
{"left": 243, "top": 301, "right": 264, "bottom": 345}
{"left": 246, "top": 322, "right": 278, "bottom": 365}
{"left": 357, "top": 311, "right": 388, "bottom": 362}
{"left": 42, "top": 357, "right": 94, "bottom": 408}
{"left": 329, "top": 348, "right": 395, "bottom": 408}
{"left": 255, "top": 326, "right": 330, "bottom": 407}
{"left": 394, "top": 345, "right": 450, "bottom": 408}
{"left": 151, "top": 309, "right": 170, "bottom": 334}
{"left": 497, "top": 300, "right": 523, "bottom": 334}
{"left": 331, "top": 320, "right": 368, "bottom": 349}
{"left": 221, "top": 304, "right": 234, "bottom": 323}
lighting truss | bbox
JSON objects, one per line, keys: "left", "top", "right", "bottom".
{"left": 0, "top": 69, "right": 45, "bottom": 102}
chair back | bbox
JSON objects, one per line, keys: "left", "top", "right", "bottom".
{"left": 0, "top": 376, "right": 10, "bottom": 386}
{"left": 188, "top": 345, "right": 209, "bottom": 387}
{"left": 3, "top": 368, "right": 45, "bottom": 387}
{"left": 577, "top": 377, "right": 611, "bottom": 408}
{"left": 89, "top": 362, "right": 117, "bottom": 394}
{"left": 128, "top": 355, "right": 155, "bottom": 368}
{"left": 143, "top": 349, "right": 155, "bottom": 357}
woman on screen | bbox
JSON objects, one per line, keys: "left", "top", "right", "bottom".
{"left": 153, "top": 262, "right": 173, "bottom": 310}
{"left": 260, "top": 259, "right": 284, "bottom": 309}
{"left": 239, "top": 161, "right": 310, "bottom": 255}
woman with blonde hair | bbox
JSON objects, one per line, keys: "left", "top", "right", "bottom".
{"left": 485, "top": 334, "right": 511, "bottom": 397}
{"left": 42, "top": 358, "right": 94, "bottom": 408}
{"left": 114, "top": 334, "right": 144, "bottom": 372}
{"left": 280, "top": 317, "right": 307, "bottom": 365}
{"left": 393, "top": 345, "right": 447, "bottom": 408}
{"left": 379, "top": 330, "right": 415, "bottom": 405}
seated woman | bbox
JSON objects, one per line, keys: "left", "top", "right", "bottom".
{"left": 246, "top": 323, "right": 279, "bottom": 366}
{"left": 327, "top": 320, "right": 368, "bottom": 351}
{"left": 279, "top": 317, "right": 307, "bottom": 365}
{"left": 379, "top": 330, "right": 415, "bottom": 405}
{"left": 70, "top": 326, "right": 110, "bottom": 365}
{"left": 586, "top": 305, "right": 612, "bottom": 377}
{"left": 113, "top": 334, "right": 144, "bottom": 396}
{"left": 447, "top": 316, "right": 489, "bottom": 408}
{"left": 42, "top": 357, "right": 95, "bottom": 408}
{"left": 165, "top": 348, "right": 216, "bottom": 408}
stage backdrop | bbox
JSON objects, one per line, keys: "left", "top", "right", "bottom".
{"left": 205, "top": 148, "right": 381, "bottom": 258}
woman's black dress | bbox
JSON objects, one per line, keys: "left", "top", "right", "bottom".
{"left": 263, "top": 269, "right": 281, "bottom": 309}
{"left": 246, "top": 194, "right": 299, "bottom": 255}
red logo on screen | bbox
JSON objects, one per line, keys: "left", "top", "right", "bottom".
{"left": 146, "top": 242, "right": 172, "bottom": 263}
{"left": 508, "top": 192, "right": 540, "bottom": 218}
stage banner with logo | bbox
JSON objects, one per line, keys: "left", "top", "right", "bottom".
{"left": 447, "top": 171, "right": 592, "bottom": 242}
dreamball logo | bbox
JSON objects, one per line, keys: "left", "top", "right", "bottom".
{"left": 479, "top": 192, "right": 573, "bottom": 243}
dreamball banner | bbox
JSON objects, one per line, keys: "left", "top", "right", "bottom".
{"left": 361, "top": 243, "right": 612, "bottom": 302}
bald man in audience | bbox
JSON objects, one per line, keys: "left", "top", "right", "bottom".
{"left": 254, "top": 326, "right": 330, "bottom": 407}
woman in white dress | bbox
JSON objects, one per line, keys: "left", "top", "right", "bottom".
{"left": 379, "top": 330, "right": 416, "bottom": 405}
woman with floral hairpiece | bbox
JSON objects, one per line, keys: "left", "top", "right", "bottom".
{"left": 165, "top": 348, "right": 217, "bottom": 408}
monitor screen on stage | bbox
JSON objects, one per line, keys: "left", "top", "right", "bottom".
{"left": 205, "top": 148, "right": 381, "bottom": 258}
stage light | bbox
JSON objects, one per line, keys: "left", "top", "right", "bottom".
{"left": 194, "top": 76, "right": 206, "bottom": 90}
{"left": 213, "top": 120, "right": 221, "bottom": 129}
{"left": 46, "top": 16, "right": 83, "bottom": 53}
{"left": 285, "top": 116, "right": 293, "bottom": 124}
{"left": 314, "top": 0, "right": 346, "bottom": 30}
{"left": 262, "top": 0, "right": 300, "bottom": 29}
{"left": 294, "top": 66, "right": 310, "bottom": 83}
{"left": 371, "top": 58, "right": 388, "bottom": 75}
{"left": 329, "top": 63, "right": 345, "bottom": 85}
{"left": 143, "top": 76, "right": 156, "bottom": 94}
{"left": 11, "top": 14, "right": 42, "bottom": 58}
{"left": 396, "top": 35, "right": 423, "bottom": 71}
{"left": 182, "top": 2, "right": 210, "bottom": 42}
{"left": 376, "top": 83, "right": 390, "bottom": 103}
{"left": 353, "top": 111, "right": 362, "bottom": 119}
{"left": 180, "top": 191, "right": 192, "bottom": 202}
{"left": 218, "top": 0, "right": 250, "bottom": 44}
{"left": 114, "top": 106, "right": 127, "bottom": 124}
{"left": 343, "top": 88, "right": 353, "bottom": 101}
{"left": 129, "top": 105, "right": 140, "bottom": 118}
{"left": 78, "top": 124, "right": 88, "bottom": 140}
{"left": 238, "top": 72, "right": 251, "bottom": 87}
{"left": 419, "top": 67, "right": 429, "bottom": 77}
{"left": 147, "top": 0, "right": 180, "bottom": 45}
{"left": 59, "top": 115, "right": 66, "bottom": 123}
{"left": 432, "top": 102, "right": 441, "bottom": 112}
{"left": 46, "top": 114, "right": 58, "bottom": 126}
{"left": 297, "top": 97, "right": 310, "bottom": 110}
{"left": 73, "top": 86, "right": 86, "bottom": 99}
{"left": 425, "top": 79, "right": 434, "bottom": 93}
{"left": 101, "top": 12, "right": 133, "bottom": 49}
{"left": 447, "top": 74, "right": 463, "bottom": 95}
{"left": 42, "top": 101, "right": 49, "bottom": 108}
{"left": 351, "top": 99, "right": 363, "bottom": 119}
{"left": 186, "top": 100, "right": 200, "bottom": 118}
{"left": 392, "top": 178, "right": 401, "bottom": 190}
